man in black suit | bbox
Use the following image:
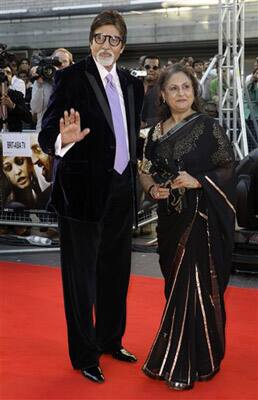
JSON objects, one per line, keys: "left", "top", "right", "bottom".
{"left": 38, "top": 10, "right": 144, "bottom": 383}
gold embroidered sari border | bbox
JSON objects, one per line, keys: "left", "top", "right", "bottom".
{"left": 198, "top": 211, "right": 208, "bottom": 220}
{"left": 204, "top": 175, "right": 236, "bottom": 214}
{"left": 195, "top": 265, "right": 215, "bottom": 371}
{"left": 168, "top": 276, "right": 191, "bottom": 381}
{"left": 142, "top": 248, "right": 185, "bottom": 369}
{"left": 158, "top": 308, "right": 176, "bottom": 377}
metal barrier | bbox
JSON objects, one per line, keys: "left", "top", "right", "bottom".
{"left": 0, "top": 209, "right": 59, "bottom": 254}
{"left": 0, "top": 206, "right": 157, "bottom": 230}
{"left": 0, "top": 205, "right": 157, "bottom": 254}
{"left": 0, "top": 209, "right": 58, "bottom": 228}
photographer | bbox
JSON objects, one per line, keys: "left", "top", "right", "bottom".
{"left": 30, "top": 48, "right": 72, "bottom": 131}
{"left": 0, "top": 63, "right": 32, "bottom": 132}
{"left": 141, "top": 55, "right": 161, "bottom": 128}
{"left": 0, "top": 46, "right": 25, "bottom": 97}
{"left": 52, "top": 48, "right": 73, "bottom": 69}
{"left": 30, "top": 65, "right": 54, "bottom": 131}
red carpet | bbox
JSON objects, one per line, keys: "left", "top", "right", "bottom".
{"left": 0, "top": 261, "right": 258, "bottom": 400}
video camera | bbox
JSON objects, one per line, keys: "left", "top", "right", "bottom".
{"left": 35, "top": 57, "right": 62, "bottom": 81}
{"left": 130, "top": 69, "right": 147, "bottom": 78}
{"left": 34, "top": 56, "right": 62, "bottom": 81}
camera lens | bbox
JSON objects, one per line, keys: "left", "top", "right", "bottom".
{"left": 43, "top": 66, "right": 54, "bottom": 79}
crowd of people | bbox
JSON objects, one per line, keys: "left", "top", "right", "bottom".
{"left": 0, "top": 46, "right": 257, "bottom": 136}
{"left": 0, "top": 47, "right": 74, "bottom": 133}
{"left": 139, "top": 54, "right": 258, "bottom": 132}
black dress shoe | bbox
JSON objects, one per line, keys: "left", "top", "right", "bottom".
{"left": 111, "top": 347, "right": 137, "bottom": 363}
{"left": 81, "top": 366, "right": 105, "bottom": 383}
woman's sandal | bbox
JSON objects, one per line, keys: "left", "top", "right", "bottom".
{"left": 169, "top": 381, "right": 194, "bottom": 391}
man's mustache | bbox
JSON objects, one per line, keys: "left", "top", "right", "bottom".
{"left": 98, "top": 50, "right": 114, "bottom": 57}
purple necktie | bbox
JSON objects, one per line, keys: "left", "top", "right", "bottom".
{"left": 105, "top": 73, "right": 129, "bottom": 174}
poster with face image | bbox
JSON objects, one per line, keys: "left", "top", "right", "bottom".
{"left": 0, "top": 132, "right": 53, "bottom": 211}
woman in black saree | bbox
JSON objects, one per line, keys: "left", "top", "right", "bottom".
{"left": 139, "top": 64, "right": 236, "bottom": 390}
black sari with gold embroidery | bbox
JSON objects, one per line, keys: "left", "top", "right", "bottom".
{"left": 141, "top": 113, "right": 236, "bottom": 386}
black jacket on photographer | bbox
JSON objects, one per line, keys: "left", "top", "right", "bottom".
{"left": 0, "top": 88, "right": 32, "bottom": 132}
{"left": 141, "top": 84, "right": 160, "bottom": 127}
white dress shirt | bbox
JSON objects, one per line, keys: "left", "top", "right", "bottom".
{"left": 55, "top": 58, "right": 129, "bottom": 158}
{"left": 10, "top": 76, "right": 26, "bottom": 97}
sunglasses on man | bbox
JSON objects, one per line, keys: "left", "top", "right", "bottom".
{"left": 144, "top": 65, "right": 160, "bottom": 70}
{"left": 93, "top": 33, "right": 122, "bottom": 47}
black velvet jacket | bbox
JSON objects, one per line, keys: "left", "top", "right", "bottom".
{"left": 39, "top": 56, "right": 144, "bottom": 221}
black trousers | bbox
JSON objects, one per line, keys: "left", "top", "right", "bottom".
{"left": 58, "top": 166, "right": 133, "bottom": 369}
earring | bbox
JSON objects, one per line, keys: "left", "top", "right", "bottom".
{"left": 163, "top": 98, "right": 166, "bottom": 104}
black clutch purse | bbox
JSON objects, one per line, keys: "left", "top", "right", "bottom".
{"left": 150, "top": 157, "right": 179, "bottom": 185}
{"left": 150, "top": 157, "right": 187, "bottom": 214}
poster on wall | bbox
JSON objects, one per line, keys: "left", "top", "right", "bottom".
{"left": 0, "top": 132, "right": 53, "bottom": 211}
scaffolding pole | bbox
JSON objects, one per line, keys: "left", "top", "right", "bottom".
{"left": 218, "top": 0, "right": 248, "bottom": 159}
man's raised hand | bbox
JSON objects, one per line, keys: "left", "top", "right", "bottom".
{"left": 60, "top": 108, "right": 90, "bottom": 146}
